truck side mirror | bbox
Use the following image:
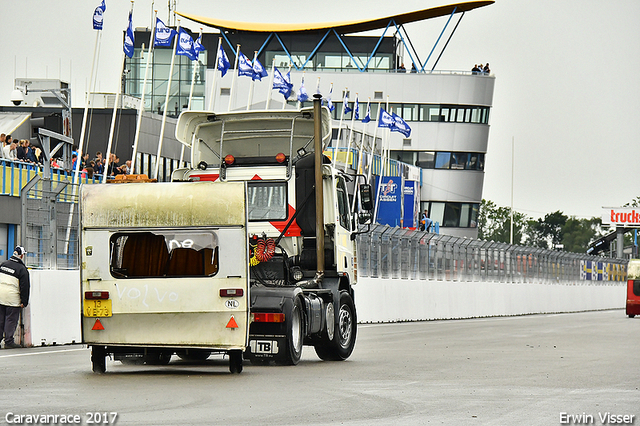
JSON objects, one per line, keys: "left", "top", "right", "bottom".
{"left": 359, "top": 184, "right": 374, "bottom": 211}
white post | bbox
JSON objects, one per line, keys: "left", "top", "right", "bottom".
{"left": 102, "top": 50, "right": 126, "bottom": 184}
{"left": 343, "top": 93, "right": 358, "bottom": 172}
{"left": 265, "top": 58, "right": 276, "bottom": 110}
{"left": 510, "top": 136, "right": 515, "bottom": 245}
{"left": 282, "top": 63, "right": 292, "bottom": 110}
{"left": 187, "top": 29, "right": 201, "bottom": 110}
{"left": 246, "top": 51, "right": 258, "bottom": 110}
{"left": 153, "top": 18, "right": 180, "bottom": 180}
{"left": 334, "top": 87, "right": 348, "bottom": 169}
{"left": 227, "top": 44, "right": 241, "bottom": 112}
{"left": 131, "top": 10, "right": 157, "bottom": 175}
{"left": 208, "top": 37, "right": 222, "bottom": 111}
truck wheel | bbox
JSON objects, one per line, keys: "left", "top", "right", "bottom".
{"left": 629, "top": 314, "right": 635, "bottom": 318}
{"left": 91, "top": 346, "right": 107, "bottom": 374}
{"left": 229, "top": 350, "right": 243, "bottom": 373}
{"left": 278, "top": 297, "right": 304, "bottom": 365}
{"left": 314, "top": 291, "right": 357, "bottom": 361}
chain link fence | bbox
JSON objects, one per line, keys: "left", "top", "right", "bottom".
{"left": 21, "top": 177, "right": 80, "bottom": 270}
{"left": 357, "top": 224, "right": 627, "bottom": 283}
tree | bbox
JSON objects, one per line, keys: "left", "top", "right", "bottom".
{"left": 561, "top": 217, "right": 601, "bottom": 253}
{"left": 478, "top": 199, "right": 527, "bottom": 244}
{"left": 524, "top": 211, "right": 567, "bottom": 249}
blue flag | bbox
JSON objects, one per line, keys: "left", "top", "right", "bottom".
{"left": 297, "top": 76, "right": 308, "bottom": 103}
{"left": 176, "top": 28, "right": 197, "bottom": 61}
{"left": 217, "top": 45, "right": 230, "bottom": 77}
{"left": 252, "top": 57, "right": 268, "bottom": 81}
{"left": 354, "top": 96, "right": 359, "bottom": 120}
{"left": 343, "top": 92, "right": 351, "bottom": 115}
{"left": 93, "top": 0, "right": 106, "bottom": 30}
{"left": 154, "top": 18, "right": 177, "bottom": 47}
{"left": 378, "top": 107, "right": 394, "bottom": 129}
{"left": 123, "top": 11, "right": 134, "bottom": 58}
{"left": 391, "top": 112, "right": 412, "bottom": 137}
{"left": 272, "top": 66, "right": 293, "bottom": 98}
{"left": 326, "top": 86, "right": 335, "bottom": 112}
{"left": 238, "top": 51, "right": 254, "bottom": 78}
{"left": 194, "top": 33, "right": 205, "bottom": 56}
{"left": 362, "top": 102, "right": 371, "bottom": 123}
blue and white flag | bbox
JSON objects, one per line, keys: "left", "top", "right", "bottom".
{"left": 326, "top": 85, "right": 334, "bottom": 112}
{"left": 391, "top": 112, "right": 412, "bottom": 137}
{"left": 353, "top": 95, "right": 359, "bottom": 120}
{"left": 154, "top": 18, "right": 177, "bottom": 47}
{"left": 272, "top": 66, "right": 293, "bottom": 98}
{"left": 176, "top": 28, "right": 197, "bottom": 61}
{"left": 238, "top": 51, "right": 254, "bottom": 78}
{"left": 194, "top": 33, "right": 205, "bottom": 56}
{"left": 378, "top": 107, "right": 394, "bottom": 129}
{"left": 93, "top": 0, "right": 106, "bottom": 30}
{"left": 252, "top": 57, "right": 268, "bottom": 81}
{"left": 343, "top": 92, "right": 352, "bottom": 115}
{"left": 297, "top": 76, "right": 308, "bottom": 103}
{"left": 123, "top": 11, "right": 134, "bottom": 58}
{"left": 217, "top": 45, "right": 231, "bottom": 77}
{"left": 362, "top": 101, "right": 371, "bottom": 123}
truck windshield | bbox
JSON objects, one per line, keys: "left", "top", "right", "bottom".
{"left": 247, "top": 182, "right": 287, "bottom": 221}
{"left": 110, "top": 231, "right": 219, "bottom": 278}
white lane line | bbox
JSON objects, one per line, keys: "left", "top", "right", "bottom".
{"left": 0, "top": 347, "right": 87, "bottom": 358}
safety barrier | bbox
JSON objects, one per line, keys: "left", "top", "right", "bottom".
{"left": 356, "top": 224, "right": 628, "bottom": 283}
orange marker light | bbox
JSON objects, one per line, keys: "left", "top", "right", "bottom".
{"left": 275, "top": 153, "right": 286, "bottom": 163}
{"left": 225, "top": 154, "right": 235, "bottom": 165}
{"left": 226, "top": 316, "right": 239, "bottom": 329}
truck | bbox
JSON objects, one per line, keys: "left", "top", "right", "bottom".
{"left": 80, "top": 95, "right": 373, "bottom": 372}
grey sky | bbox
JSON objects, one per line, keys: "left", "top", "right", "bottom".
{"left": 1, "top": 0, "right": 639, "bottom": 220}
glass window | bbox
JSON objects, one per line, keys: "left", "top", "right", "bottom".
{"left": 440, "top": 107, "right": 450, "bottom": 122}
{"left": 336, "top": 176, "right": 350, "bottom": 230}
{"left": 467, "top": 153, "right": 479, "bottom": 170}
{"left": 456, "top": 108, "right": 465, "bottom": 123}
{"left": 471, "top": 108, "right": 481, "bottom": 123}
{"left": 460, "top": 204, "right": 471, "bottom": 227}
{"left": 389, "top": 103, "right": 402, "bottom": 117}
{"left": 469, "top": 203, "right": 479, "bottom": 228}
{"left": 443, "top": 203, "right": 461, "bottom": 227}
{"left": 464, "top": 108, "right": 471, "bottom": 123}
{"left": 420, "top": 105, "right": 440, "bottom": 122}
{"left": 429, "top": 202, "right": 445, "bottom": 226}
{"left": 417, "top": 151, "right": 435, "bottom": 168}
{"left": 435, "top": 152, "right": 451, "bottom": 169}
{"left": 403, "top": 104, "right": 418, "bottom": 121}
{"left": 451, "top": 153, "right": 468, "bottom": 170}
{"left": 247, "top": 182, "right": 288, "bottom": 221}
{"left": 478, "top": 153, "right": 485, "bottom": 171}
{"left": 110, "top": 231, "right": 219, "bottom": 278}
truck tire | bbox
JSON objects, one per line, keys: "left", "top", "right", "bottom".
{"left": 278, "top": 296, "right": 304, "bottom": 365}
{"left": 91, "top": 346, "right": 107, "bottom": 374}
{"left": 314, "top": 291, "right": 357, "bottom": 361}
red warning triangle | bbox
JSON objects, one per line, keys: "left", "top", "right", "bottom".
{"left": 226, "top": 316, "right": 239, "bottom": 329}
{"left": 92, "top": 319, "right": 105, "bottom": 331}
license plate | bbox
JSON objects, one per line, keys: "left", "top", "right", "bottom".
{"left": 83, "top": 299, "right": 112, "bottom": 317}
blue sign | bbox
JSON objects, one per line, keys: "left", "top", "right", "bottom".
{"left": 403, "top": 181, "right": 419, "bottom": 228}
{"left": 376, "top": 176, "right": 402, "bottom": 227}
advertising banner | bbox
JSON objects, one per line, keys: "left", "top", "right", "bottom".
{"left": 403, "top": 180, "right": 419, "bottom": 228}
{"left": 375, "top": 176, "right": 402, "bottom": 227}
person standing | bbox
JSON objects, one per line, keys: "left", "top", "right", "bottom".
{"left": 0, "top": 246, "right": 30, "bottom": 349}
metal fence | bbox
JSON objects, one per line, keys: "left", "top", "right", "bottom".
{"left": 356, "top": 224, "right": 628, "bottom": 283}
{"left": 21, "top": 177, "right": 80, "bottom": 270}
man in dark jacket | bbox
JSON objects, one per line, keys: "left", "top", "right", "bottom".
{"left": 0, "top": 246, "right": 30, "bottom": 349}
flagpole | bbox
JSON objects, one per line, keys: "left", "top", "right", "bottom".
{"left": 102, "top": 50, "right": 126, "bottom": 184}
{"left": 343, "top": 93, "right": 358, "bottom": 173}
{"left": 187, "top": 29, "right": 202, "bottom": 110}
{"left": 367, "top": 101, "right": 382, "bottom": 185}
{"left": 131, "top": 9, "right": 157, "bottom": 175}
{"left": 334, "top": 87, "right": 348, "bottom": 166}
{"left": 297, "top": 72, "right": 305, "bottom": 109}
{"left": 322, "top": 83, "right": 334, "bottom": 150}
{"left": 74, "top": 30, "right": 100, "bottom": 184}
{"left": 265, "top": 58, "right": 276, "bottom": 110}
{"left": 228, "top": 44, "right": 240, "bottom": 112}
{"left": 154, "top": 16, "right": 180, "bottom": 180}
{"left": 246, "top": 51, "right": 258, "bottom": 110}
{"left": 208, "top": 37, "right": 222, "bottom": 111}
{"left": 282, "top": 63, "right": 291, "bottom": 110}
{"left": 350, "top": 97, "right": 371, "bottom": 213}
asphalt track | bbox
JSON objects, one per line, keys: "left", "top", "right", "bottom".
{"left": 0, "top": 310, "right": 638, "bottom": 425}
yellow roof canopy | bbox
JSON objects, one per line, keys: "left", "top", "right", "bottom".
{"left": 176, "top": 1, "right": 494, "bottom": 34}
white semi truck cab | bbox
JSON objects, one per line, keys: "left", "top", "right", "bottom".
{"left": 80, "top": 96, "right": 373, "bottom": 371}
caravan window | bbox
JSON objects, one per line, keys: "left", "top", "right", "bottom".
{"left": 110, "top": 231, "right": 219, "bottom": 278}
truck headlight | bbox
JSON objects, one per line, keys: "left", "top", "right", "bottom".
{"left": 291, "top": 266, "right": 303, "bottom": 282}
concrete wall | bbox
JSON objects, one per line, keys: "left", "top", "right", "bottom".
{"left": 17, "top": 271, "right": 625, "bottom": 346}
{"left": 355, "top": 277, "right": 626, "bottom": 323}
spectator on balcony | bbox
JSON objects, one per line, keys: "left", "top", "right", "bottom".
{"left": 483, "top": 63, "right": 490, "bottom": 74}
{"left": 3, "top": 140, "right": 17, "bottom": 161}
{"left": 93, "top": 152, "right": 104, "bottom": 175}
{"left": 16, "top": 139, "right": 27, "bottom": 162}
